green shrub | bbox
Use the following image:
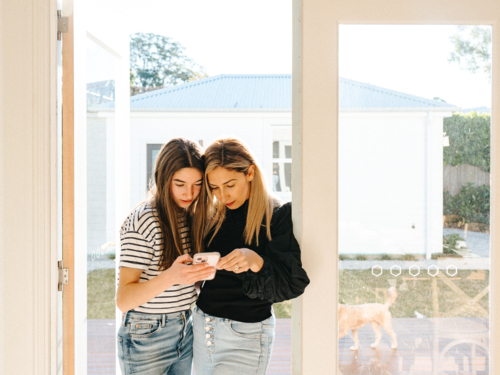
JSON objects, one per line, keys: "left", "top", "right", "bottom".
{"left": 443, "top": 183, "right": 490, "bottom": 224}
{"left": 273, "top": 301, "right": 291, "bottom": 319}
{"left": 355, "top": 255, "right": 367, "bottom": 261}
{"left": 444, "top": 112, "right": 490, "bottom": 172}
{"left": 443, "top": 233, "right": 464, "bottom": 254}
{"left": 431, "top": 252, "right": 462, "bottom": 259}
{"left": 401, "top": 254, "right": 416, "bottom": 261}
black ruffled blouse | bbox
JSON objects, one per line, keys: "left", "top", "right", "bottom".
{"left": 196, "top": 200, "right": 310, "bottom": 323}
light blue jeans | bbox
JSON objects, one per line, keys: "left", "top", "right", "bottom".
{"left": 117, "top": 310, "right": 193, "bottom": 375}
{"left": 193, "top": 305, "right": 275, "bottom": 375}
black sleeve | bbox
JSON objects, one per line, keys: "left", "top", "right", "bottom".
{"left": 241, "top": 202, "right": 310, "bottom": 303}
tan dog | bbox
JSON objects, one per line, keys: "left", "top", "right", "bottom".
{"left": 338, "top": 287, "right": 398, "bottom": 351}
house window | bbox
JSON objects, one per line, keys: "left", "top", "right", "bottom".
{"left": 147, "top": 144, "right": 163, "bottom": 188}
{"left": 272, "top": 140, "right": 292, "bottom": 193}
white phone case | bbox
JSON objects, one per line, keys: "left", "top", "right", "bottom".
{"left": 193, "top": 252, "right": 220, "bottom": 280}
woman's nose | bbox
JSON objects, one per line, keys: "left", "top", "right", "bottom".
{"left": 220, "top": 190, "right": 228, "bottom": 202}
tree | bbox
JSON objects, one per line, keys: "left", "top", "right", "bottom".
{"left": 130, "top": 32, "right": 207, "bottom": 95}
{"left": 448, "top": 26, "right": 491, "bottom": 79}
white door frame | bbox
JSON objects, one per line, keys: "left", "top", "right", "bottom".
{"left": 295, "top": 0, "right": 500, "bottom": 373}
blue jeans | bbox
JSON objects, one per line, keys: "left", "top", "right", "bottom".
{"left": 193, "top": 305, "right": 275, "bottom": 375}
{"left": 117, "top": 309, "right": 193, "bottom": 375}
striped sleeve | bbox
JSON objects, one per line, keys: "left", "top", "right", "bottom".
{"left": 119, "top": 213, "right": 154, "bottom": 271}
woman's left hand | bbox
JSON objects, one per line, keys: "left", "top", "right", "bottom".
{"left": 217, "top": 248, "right": 264, "bottom": 273}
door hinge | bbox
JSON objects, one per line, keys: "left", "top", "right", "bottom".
{"left": 57, "top": 10, "right": 68, "bottom": 41}
{"left": 58, "top": 260, "right": 69, "bottom": 291}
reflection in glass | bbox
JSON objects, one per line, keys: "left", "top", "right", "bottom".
{"left": 86, "top": 37, "right": 117, "bottom": 373}
{"left": 338, "top": 25, "right": 491, "bottom": 374}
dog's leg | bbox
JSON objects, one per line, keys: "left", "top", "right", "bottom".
{"left": 381, "top": 319, "right": 398, "bottom": 349}
{"left": 350, "top": 329, "right": 359, "bottom": 351}
{"left": 370, "top": 322, "right": 382, "bottom": 348}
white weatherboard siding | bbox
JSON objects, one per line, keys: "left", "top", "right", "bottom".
{"left": 339, "top": 112, "right": 447, "bottom": 255}
{"left": 87, "top": 116, "right": 108, "bottom": 256}
{"left": 89, "top": 109, "right": 448, "bottom": 257}
{"left": 128, "top": 112, "right": 291, "bottom": 208}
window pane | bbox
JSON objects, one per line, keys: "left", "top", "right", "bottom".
{"left": 338, "top": 25, "right": 491, "bottom": 374}
{"left": 285, "top": 145, "right": 292, "bottom": 159}
{"left": 86, "top": 36, "right": 117, "bottom": 370}
{"left": 147, "top": 144, "right": 162, "bottom": 188}
{"left": 285, "top": 162, "right": 292, "bottom": 192}
{"left": 273, "top": 141, "right": 280, "bottom": 158}
{"left": 273, "top": 162, "right": 282, "bottom": 192}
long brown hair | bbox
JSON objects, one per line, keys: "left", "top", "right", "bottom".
{"left": 204, "top": 137, "right": 279, "bottom": 246}
{"left": 148, "top": 138, "right": 206, "bottom": 270}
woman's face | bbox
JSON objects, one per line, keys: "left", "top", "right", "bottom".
{"left": 207, "top": 166, "right": 255, "bottom": 210}
{"left": 170, "top": 167, "right": 203, "bottom": 209}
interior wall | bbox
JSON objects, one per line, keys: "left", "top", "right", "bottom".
{"left": 0, "top": 0, "right": 55, "bottom": 374}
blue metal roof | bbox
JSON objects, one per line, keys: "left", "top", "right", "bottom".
{"left": 121, "top": 74, "right": 457, "bottom": 110}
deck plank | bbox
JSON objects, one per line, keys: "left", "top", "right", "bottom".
{"left": 88, "top": 317, "right": 489, "bottom": 374}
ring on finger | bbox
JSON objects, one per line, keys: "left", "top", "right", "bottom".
{"left": 234, "top": 263, "right": 240, "bottom": 271}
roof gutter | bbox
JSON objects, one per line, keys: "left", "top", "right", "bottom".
{"left": 88, "top": 106, "right": 461, "bottom": 113}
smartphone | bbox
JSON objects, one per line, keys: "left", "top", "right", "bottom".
{"left": 193, "top": 252, "right": 220, "bottom": 281}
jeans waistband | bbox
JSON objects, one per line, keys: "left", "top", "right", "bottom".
{"left": 122, "top": 309, "right": 192, "bottom": 327}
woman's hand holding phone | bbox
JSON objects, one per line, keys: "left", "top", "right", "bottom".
{"left": 217, "top": 248, "right": 264, "bottom": 273}
{"left": 164, "top": 254, "right": 215, "bottom": 285}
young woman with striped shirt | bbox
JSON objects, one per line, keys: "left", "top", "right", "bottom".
{"left": 116, "top": 138, "right": 214, "bottom": 375}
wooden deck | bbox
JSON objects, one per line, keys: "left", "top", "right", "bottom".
{"left": 339, "top": 317, "right": 489, "bottom": 375}
{"left": 88, "top": 319, "right": 292, "bottom": 374}
{"left": 89, "top": 317, "right": 488, "bottom": 374}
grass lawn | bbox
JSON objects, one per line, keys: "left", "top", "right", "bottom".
{"left": 340, "top": 269, "right": 489, "bottom": 318}
{"left": 88, "top": 269, "right": 116, "bottom": 319}
{"left": 87, "top": 269, "right": 293, "bottom": 319}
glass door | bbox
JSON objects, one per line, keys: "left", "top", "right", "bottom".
{"left": 337, "top": 25, "right": 491, "bottom": 374}
{"left": 62, "top": 0, "right": 129, "bottom": 373}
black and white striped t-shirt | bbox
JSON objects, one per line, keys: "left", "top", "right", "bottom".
{"left": 119, "top": 202, "right": 197, "bottom": 314}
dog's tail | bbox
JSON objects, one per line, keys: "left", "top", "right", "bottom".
{"left": 384, "top": 287, "right": 398, "bottom": 307}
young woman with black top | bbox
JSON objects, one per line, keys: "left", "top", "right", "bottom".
{"left": 116, "top": 138, "right": 215, "bottom": 375}
{"left": 193, "top": 137, "right": 310, "bottom": 375}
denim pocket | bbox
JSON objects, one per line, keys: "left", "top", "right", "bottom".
{"left": 228, "top": 320, "right": 262, "bottom": 340}
{"left": 129, "top": 319, "right": 161, "bottom": 338}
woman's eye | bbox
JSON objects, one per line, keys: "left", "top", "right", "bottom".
{"left": 195, "top": 183, "right": 202, "bottom": 187}
{"left": 175, "top": 184, "right": 184, "bottom": 187}
{"left": 227, "top": 185, "right": 234, "bottom": 188}
{"left": 211, "top": 186, "right": 218, "bottom": 190}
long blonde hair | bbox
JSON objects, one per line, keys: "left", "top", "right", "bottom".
{"left": 148, "top": 138, "right": 206, "bottom": 270}
{"left": 204, "top": 137, "right": 279, "bottom": 246}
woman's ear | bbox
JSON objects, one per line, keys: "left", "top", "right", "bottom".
{"left": 247, "top": 165, "right": 256, "bottom": 182}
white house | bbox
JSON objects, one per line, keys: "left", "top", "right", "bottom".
{"left": 88, "top": 74, "right": 459, "bottom": 258}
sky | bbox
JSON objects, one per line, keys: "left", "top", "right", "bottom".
{"left": 106, "top": 0, "right": 491, "bottom": 109}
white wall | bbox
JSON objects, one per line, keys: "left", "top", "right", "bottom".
{"left": 93, "top": 109, "right": 447, "bottom": 256}
{"left": 338, "top": 111, "right": 447, "bottom": 255}
{"left": 87, "top": 116, "right": 108, "bottom": 255}
{"left": 127, "top": 111, "right": 291, "bottom": 208}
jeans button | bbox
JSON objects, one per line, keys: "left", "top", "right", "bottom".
{"left": 205, "top": 326, "right": 210, "bottom": 331}
{"left": 206, "top": 333, "right": 210, "bottom": 339}
{"left": 205, "top": 317, "right": 210, "bottom": 322}
{"left": 207, "top": 341, "right": 212, "bottom": 346}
